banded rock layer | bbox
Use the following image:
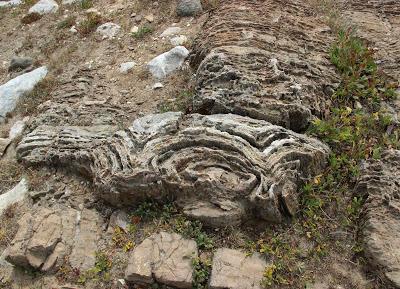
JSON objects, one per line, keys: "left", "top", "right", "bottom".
{"left": 191, "top": 0, "right": 338, "bottom": 132}
{"left": 17, "top": 112, "right": 329, "bottom": 227}
{"left": 356, "top": 150, "right": 400, "bottom": 287}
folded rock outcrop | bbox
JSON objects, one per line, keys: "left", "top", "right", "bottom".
{"left": 16, "top": 112, "right": 329, "bottom": 226}
{"left": 190, "top": 0, "right": 338, "bottom": 132}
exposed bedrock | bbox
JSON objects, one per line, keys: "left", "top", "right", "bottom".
{"left": 190, "top": 0, "right": 339, "bottom": 132}
{"left": 16, "top": 112, "right": 329, "bottom": 227}
{"left": 356, "top": 150, "right": 400, "bottom": 288}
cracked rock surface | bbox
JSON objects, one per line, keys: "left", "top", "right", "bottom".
{"left": 356, "top": 150, "right": 400, "bottom": 287}
{"left": 190, "top": 0, "right": 338, "bottom": 132}
{"left": 125, "top": 231, "right": 197, "bottom": 288}
{"left": 16, "top": 112, "right": 329, "bottom": 226}
{"left": 209, "top": 248, "right": 267, "bottom": 289}
{"left": 4, "top": 205, "right": 103, "bottom": 272}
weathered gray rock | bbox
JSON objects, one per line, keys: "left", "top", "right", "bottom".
{"left": 125, "top": 232, "right": 197, "bottom": 288}
{"left": 177, "top": 0, "right": 202, "bottom": 17}
{"left": 28, "top": 0, "right": 59, "bottom": 15}
{"left": 96, "top": 22, "right": 121, "bottom": 39}
{"left": 107, "top": 209, "right": 130, "bottom": 233}
{"left": 210, "top": 248, "right": 267, "bottom": 289}
{"left": 0, "top": 66, "right": 48, "bottom": 122}
{"left": 190, "top": 0, "right": 338, "bottom": 132}
{"left": 0, "top": 179, "right": 28, "bottom": 215}
{"left": 16, "top": 113, "right": 329, "bottom": 226}
{"left": 160, "top": 26, "right": 182, "bottom": 38}
{"left": 170, "top": 35, "right": 187, "bottom": 46}
{"left": 4, "top": 206, "right": 103, "bottom": 272}
{"left": 8, "top": 56, "right": 33, "bottom": 72}
{"left": 147, "top": 46, "right": 189, "bottom": 79}
{"left": 356, "top": 150, "right": 400, "bottom": 288}
{"left": 0, "top": 0, "right": 22, "bottom": 7}
{"left": 119, "top": 61, "right": 136, "bottom": 74}
{"left": 0, "top": 117, "right": 28, "bottom": 155}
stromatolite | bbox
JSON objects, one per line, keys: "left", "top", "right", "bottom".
{"left": 17, "top": 112, "right": 329, "bottom": 226}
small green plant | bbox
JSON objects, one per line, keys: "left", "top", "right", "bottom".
{"left": 78, "top": 251, "right": 112, "bottom": 284}
{"left": 131, "top": 24, "right": 153, "bottom": 39}
{"left": 192, "top": 257, "right": 211, "bottom": 289}
{"left": 329, "top": 29, "right": 397, "bottom": 105}
{"left": 174, "top": 217, "right": 214, "bottom": 250}
{"left": 79, "top": 0, "right": 93, "bottom": 9}
{"left": 57, "top": 15, "right": 76, "bottom": 29}
{"left": 158, "top": 90, "right": 193, "bottom": 113}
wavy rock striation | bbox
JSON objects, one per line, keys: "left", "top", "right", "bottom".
{"left": 17, "top": 112, "right": 329, "bottom": 226}
{"left": 190, "top": 0, "right": 338, "bottom": 132}
{"left": 356, "top": 150, "right": 400, "bottom": 287}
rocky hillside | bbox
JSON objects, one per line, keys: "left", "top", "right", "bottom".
{"left": 0, "top": 0, "right": 399, "bottom": 288}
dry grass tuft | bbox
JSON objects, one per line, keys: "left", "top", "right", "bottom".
{"left": 0, "top": 159, "right": 24, "bottom": 194}
{"left": 15, "top": 76, "right": 57, "bottom": 116}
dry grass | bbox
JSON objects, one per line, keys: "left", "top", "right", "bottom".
{"left": 15, "top": 76, "right": 57, "bottom": 117}
{"left": 0, "top": 203, "right": 19, "bottom": 248}
{"left": 0, "top": 159, "right": 24, "bottom": 194}
{"left": 78, "top": 13, "right": 103, "bottom": 35}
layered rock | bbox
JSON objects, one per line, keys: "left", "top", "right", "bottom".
{"left": 344, "top": 0, "right": 400, "bottom": 82}
{"left": 16, "top": 112, "right": 329, "bottom": 226}
{"left": 190, "top": 0, "right": 338, "bottom": 132}
{"left": 29, "top": 69, "right": 129, "bottom": 129}
{"left": 209, "top": 248, "right": 267, "bottom": 289}
{"left": 4, "top": 206, "right": 103, "bottom": 272}
{"left": 125, "top": 232, "right": 198, "bottom": 288}
{"left": 356, "top": 150, "right": 400, "bottom": 287}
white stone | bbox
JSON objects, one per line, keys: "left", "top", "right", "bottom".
{"left": 152, "top": 82, "right": 164, "bottom": 90}
{"left": 130, "top": 26, "right": 139, "bottom": 33}
{"left": 9, "top": 117, "right": 29, "bottom": 140}
{"left": 160, "top": 27, "right": 182, "bottom": 38}
{"left": 170, "top": 35, "right": 187, "bottom": 46}
{"left": 69, "top": 26, "right": 77, "bottom": 33}
{"left": 28, "top": 0, "right": 59, "bottom": 15}
{"left": 0, "top": 66, "right": 48, "bottom": 121}
{"left": 147, "top": 46, "right": 189, "bottom": 79}
{"left": 96, "top": 22, "right": 121, "bottom": 38}
{"left": 119, "top": 62, "right": 136, "bottom": 74}
{"left": 0, "top": 0, "right": 22, "bottom": 7}
{"left": 0, "top": 179, "right": 29, "bottom": 215}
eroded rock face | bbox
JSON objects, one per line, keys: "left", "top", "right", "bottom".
{"left": 4, "top": 206, "right": 103, "bottom": 272}
{"left": 16, "top": 112, "right": 329, "bottom": 226}
{"left": 209, "top": 248, "right": 266, "bottom": 289}
{"left": 345, "top": 0, "right": 400, "bottom": 82}
{"left": 125, "top": 232, "right": 197, "bottom": 288}
{"left": 190, "top": 0, "right": 338, "bottom": 132}
{"left": 356, "top": 150, "right": 400, "bottom": 287}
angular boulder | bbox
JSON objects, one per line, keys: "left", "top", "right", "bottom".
{"left": 190, "top": 0, "right": 338, "bottom": 132}
{"left": 16, "top": 112, "right": 329, "bottom": 226}
{"left": 177, "top": 0, "right": 202, "bottom": 17}
{"left": 209, "top": 248, "right": 267, "bottom": 289}
{"left": 125, "top": 232, "right": 198, "bottom": 288}
{"left": 0, "top": 66, "right": 48, "bottom": 122}
{"left": 28, "top": 0, "right": 59, "bottom": 15}
{"left": 4, "top": 206, "right": 103, "bottom": 272}
{"left": 147, "top": 46, "right": 189, "bottom": 79}
{"left": 0, "top": 178, "right": 29, "bottom": 215}
{"left": 356, "top": 150, "right": 400, "bottom": 288}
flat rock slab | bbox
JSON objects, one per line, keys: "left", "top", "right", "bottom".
{"left": 16, "top": 113, "right": 329, "bottom": 226}
{"left": 0, "top": 66, "right": 47, "bottom": 122}
{"left": 4, "top": 206, "right": 103, "bottom": 272}
{"left": 356, "top": 150, "right": 400, "bottom": 288}
{"left": 125, "top": 232, "right": 198, "bottom": 288}
{"left": 210, "top": 248, "right": 267, "bottom": 289}
{"left": 190, "top": 0, "right": 338, "bottom": 132}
